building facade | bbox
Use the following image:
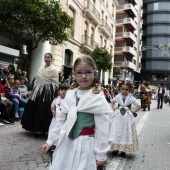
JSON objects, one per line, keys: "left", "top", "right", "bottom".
{"left": 30, "top": 0, "right": 119, "bottom": 84}
{"left": 113, "top": 0, "right": 142, "bottom": 83}
{"left": 140, "top": 0, "right": 170, "bottom": 88}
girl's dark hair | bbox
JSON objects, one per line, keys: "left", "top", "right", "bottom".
{"left": 45, "top": 53, "right": 53, "bottom": 59}
{"left": 59, "top": 83, "right": 69, "bottom": 91}
{"left": 118, "top": 81, "right": 134, "bottom": 93}
{"left": 54, "top": 83, "right": 69, "bottom": 98}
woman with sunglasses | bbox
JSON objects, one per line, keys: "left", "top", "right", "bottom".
{"left": 109, "top": 81, "right": 141, "bottom": 157}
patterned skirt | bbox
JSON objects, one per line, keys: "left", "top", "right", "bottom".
{"left": 110, "top": 123, "right": 138, "bottom": 153}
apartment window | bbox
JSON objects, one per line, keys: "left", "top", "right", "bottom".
{"left": 101, "top": 11, "right": 104, "bottom": 19}
{"left": 111, "top": 24, "right": 114, "bottom": 34}
{"left": 92, "top": 0, "right": 95, "bottom": 6}
{"left": 105, "top": 16, "right": 108, "bottom": 22}
{"left": 68, "top": 7, "right": 75, "bottom": 37}
{"left": 84, "top": 21, "right": 88, "bottom": 36}
{"left": 110, "top": 45, "right": 113, "bottom": 54}
{"left": 104, "top": 39, "right": 107, "bottom": 49}
{"left": 100, "top": 36, "right": 103, "bottom": 47}
{"left": 91, "top": 27, "right": 94, "bottom": 40}
{"left": 134, "top": 60, "right": 136, "bottom": 65}
{"left": 106, "top": 0, "right": 108, "bottom": 7}
{"left": 112, "top": 4, "right": 115, "bottom": 17}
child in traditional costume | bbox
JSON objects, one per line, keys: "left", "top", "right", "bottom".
{"left": 109, "top": 82, "right": 141, "bottom": 157}
{"left": 42, "top": 55, "right": 112, "bottom": 170}
{"left": 48, "top": 83, "right": 69, "bottom": 137}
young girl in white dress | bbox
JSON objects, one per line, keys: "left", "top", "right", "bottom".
{"left": 42, "top": 55, "right": 112, "bottom": 170}
{"left": 109, "top": 82, "right": 141, "bottom": 157}
{"left": 48, "top": 83, "right": 69, "bottom": 137}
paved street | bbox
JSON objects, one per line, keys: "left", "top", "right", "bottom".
{"left": 1, "top": 100, "right": 170, "bottom": 170}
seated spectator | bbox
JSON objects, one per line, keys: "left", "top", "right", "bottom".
{"left": 0, "top": 82, "right": 14, "bottom": 124}
{"left": 21, "top": 71, "right": 28, "bottom": 85}
{"left": 8, "top": 75, "right": 15, "bottom": 87}
{"left": 19, "top": 76, "right": 30, "bottom": 100}
{"left": 8, "top": 64, "right": 18, "bottom": 80}
{"left": 9, "top": 80, "right": 27, "bottom": 119}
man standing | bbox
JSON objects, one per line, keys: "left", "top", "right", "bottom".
{"left": 156, "top": 83, "right": 166, "bottom": 109}
{"left": 138, "top": 80, "right": 146, "bottom": 111}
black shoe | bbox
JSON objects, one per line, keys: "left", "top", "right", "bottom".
{"left": 160, "top": 106, "right": 162, "bottom": 109}
{"left": 120, "top": 152, "right": 126, "bottom": 157}
{"left": 157, "top": 107, "right": 159, "bottom": 109}
{"left": 1, "top": 119, "right": 11, "bottom": 124}
{"left": 7, "top": 118, "right": 15, "bottom": 124}
{"left": 112, "top": 150, "right": 118, "bottom": 156}
{"left": 1, "top": 118, "right": 15, "bottom": 124}
{"left": 142, "top": 109, "right": 146, "bottom": 111}
{"left": 34, "top": 132, "right": 46, "bottom": 137}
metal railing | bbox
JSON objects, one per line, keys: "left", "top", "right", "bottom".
{"left": 84, "top": 0, "right": 100, "bottom": 21}
{"left": 100, "top": 19, "right": 111, "bottom": 34}
{"left": 82, "top": 35, "right": 98, "bottom": 50}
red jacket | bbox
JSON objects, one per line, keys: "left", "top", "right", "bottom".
{"left": 0, "top": 83, "right": 5, "bottom": 95}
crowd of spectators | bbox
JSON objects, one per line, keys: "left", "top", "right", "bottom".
{"left": 0, "top": 64, "right": 29, "bottom": 125}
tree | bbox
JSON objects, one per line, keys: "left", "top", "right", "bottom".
{"left": 0, "top": 0, "right": 72, "bottom": 57}
{"left": 91, "top": 46, "right": 112, "bottom": 72}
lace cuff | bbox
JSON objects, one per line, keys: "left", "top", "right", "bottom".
{"left": 95, "top": 153, "right": 107, "bottom": 161}
{"left": 46, "top": 139, "right": 53, "bottom": 146}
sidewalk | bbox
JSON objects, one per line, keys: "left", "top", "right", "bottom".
{"left": 107, "top": 100, "right": 170, "bottom": 170}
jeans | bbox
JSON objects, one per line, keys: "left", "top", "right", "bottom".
{"left": 10, "top": 98, "right": 27, "bottom": 113}
{"left": 0, "top": 100, "right": 13, "bottom": 118}
{"left": 157, "top": 93, "right": 163, "bottom": 108}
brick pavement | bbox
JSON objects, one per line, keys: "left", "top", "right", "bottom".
{"left": 1, "top": 100, "right": 170, "bottom": 170}
{"left": 0, "top": 122, "right": 50, "bottom": 170}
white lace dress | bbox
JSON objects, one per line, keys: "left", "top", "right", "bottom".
{"left": 109, "top": 93, "right": 140, "bottom": 153}
{"left": 47, "top": 89, "right": 111, "bottom": 170}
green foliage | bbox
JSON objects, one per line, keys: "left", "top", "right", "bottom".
{"left": 0, "top": 0, "right": 72, "bottom": 52}
{"left": 91, "top": 46, "right": 112, "bottom": 71}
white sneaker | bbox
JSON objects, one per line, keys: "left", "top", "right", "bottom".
{"left": 0, "top": 123, "right": 4, "bottom": 126}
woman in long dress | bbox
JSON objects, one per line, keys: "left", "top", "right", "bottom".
{"left": 21, "top": 53, "right": 58, "bottom": 134}
{"left": 109, "top": 82, "right": 141, "bottom": 156}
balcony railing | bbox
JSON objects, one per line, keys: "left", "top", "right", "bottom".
{"left": 126, "top": 61, "right": 136, "bottom": 70}
{"left": 114, "top": 46, "right": 136, "bottom": 56}
{"left": 84, "top": 0, "right": 100, "bottom": 24}
{"left": 100, "top": 19, "right": 112, "bottom": 36}
{"left": 115, "top": 32, "right": 136, "bottom": 42}
{"left": 116, "top": 18, "right": 136, "bottom": 29}
{"left": 82, "top": 35, "right": 98, "bottom": 52}
{"left": 117, "top": 3, "right": 137, "bottom": 15}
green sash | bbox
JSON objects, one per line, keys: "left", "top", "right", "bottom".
{"left": 68, "top": 95, "right": 95, "bottom": 140}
